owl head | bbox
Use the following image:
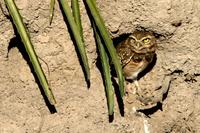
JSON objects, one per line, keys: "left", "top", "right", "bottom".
{"left": 126, "top": 31, "right": 156, "bottom": 53}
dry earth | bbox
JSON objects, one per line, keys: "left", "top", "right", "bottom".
{"left": 0, "top": 0, "right": 200, "bottom": 132}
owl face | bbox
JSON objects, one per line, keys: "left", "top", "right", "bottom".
{"left": 126, "top": 31, "right": 156, "bottom": 53}
{"left": 116, "top": 30, "right": 157, "bottom": 80}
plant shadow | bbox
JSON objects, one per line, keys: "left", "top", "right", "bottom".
{"left": 7, "top": 22, "right": 57, "bottom": 114}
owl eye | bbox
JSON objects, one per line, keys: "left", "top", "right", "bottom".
{"left": 142, "top": 38, "right": 151, "bottom": 44}
{"left": 130, "top": 38, "right": 136, "bottom": 44}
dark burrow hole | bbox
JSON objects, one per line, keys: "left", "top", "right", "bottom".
{"left": 113, "top": 33, "right": 131, "bottom": 47}
{"left": 95, "top": 32, "right": 160, "bottom": 119}
{"left": 113, "top": 32, "right": 161, "bottom": 116}
{"left": 7, "top": 24, "right": 57, "bottom": 113}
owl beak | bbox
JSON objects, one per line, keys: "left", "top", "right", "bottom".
{"left": 135, "top": 42, "right": 141, "bottom": 49}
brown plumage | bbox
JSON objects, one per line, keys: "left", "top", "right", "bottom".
{"left": 116, "top": 31, "right": 157, "bottom": 94}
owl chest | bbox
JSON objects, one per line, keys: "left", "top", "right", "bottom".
{"left": 132, "top": 54, "right": 145, "bottom": 62}
{"left": 123, "top": 52, "right": 154, "bottom": 79}
{"left": 123, "top": 58, "right": 148, "bottom": 80}
{"left": 132, "top": 52, "right": 154, "bottom": 63}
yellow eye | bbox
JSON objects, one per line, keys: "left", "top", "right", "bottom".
{"left": 142, "top": 38, "right": 151, "bottom": 44}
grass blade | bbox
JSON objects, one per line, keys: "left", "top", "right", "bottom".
{"left": 5, "top": 0, "right": 56, "bottom": 105}
{"left": 71, "top": 0, "right": 83, "bottom": 39}
{"left": 91, "top": 0, "right": 114, "bottom": 116}
{"left": 93, "top": 24, "right": 114, "bottom": 115}
{"left": 85, "top": 0, "right": 125, "bottom": 97}
{"left": 59, "top": 0, "right": 90, "bottom": 82}
{"left": 49, "top": 0, "right": 55, "bottom": 25}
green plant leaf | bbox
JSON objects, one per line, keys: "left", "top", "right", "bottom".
{"left": 59, "top": 0, "right": 90, "bottom": 82}
{"left": 93, "top": 23, "right": 114, "bottom": 115}
{"left": 71, "top": 0, "right": 83, "bottom": 39}
{"left": 49, "top": 0, "right": 55, "bottom": 25}
{"left": 5, "top": 0, "right": 56, "bottom": 105}
{"left": 85, "top": 0, "right": 125, "bottom": 97}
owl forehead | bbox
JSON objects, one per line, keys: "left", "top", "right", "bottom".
{"left": 129, "top": 31, "right": 154, "bottom": 40}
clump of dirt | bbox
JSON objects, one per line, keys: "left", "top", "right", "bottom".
{"left": 0, "top": 0, "right": 200, "bottom": 132}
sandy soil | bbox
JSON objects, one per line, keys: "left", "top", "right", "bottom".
{"left": 0, "top": 0, "right": 200, "bottom": 132}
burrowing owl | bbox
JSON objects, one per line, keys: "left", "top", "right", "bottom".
{"left": 116, "top": 31, "right": 157, "bottom": 94}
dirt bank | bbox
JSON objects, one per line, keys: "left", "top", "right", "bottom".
{"left": 0, "top": 0, "right": 200, "bottom": 132}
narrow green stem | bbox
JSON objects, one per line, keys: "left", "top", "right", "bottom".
{"left": 71, "top": 0, "right": 83, "bottom": 39}
{"left": 5, "top": 0, "right": 56, "bottom": 105}
{"left": 59, "top": 0, "right": 90, "bottom": 82}
{"left": 85, "top": 0, "right": 125, "bottom": 97}
{"left": 49, "top": 0, "right": 55, "bottom": 25}
{"left": 93, "top": 23, "right": 114, "bottom": 115}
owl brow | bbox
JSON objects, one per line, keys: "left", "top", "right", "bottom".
{"left": 139, "top": 35, "right": 152, "bottom": 41}
{"left": 129, "top": 35, "right": 137, "bottom": 40}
